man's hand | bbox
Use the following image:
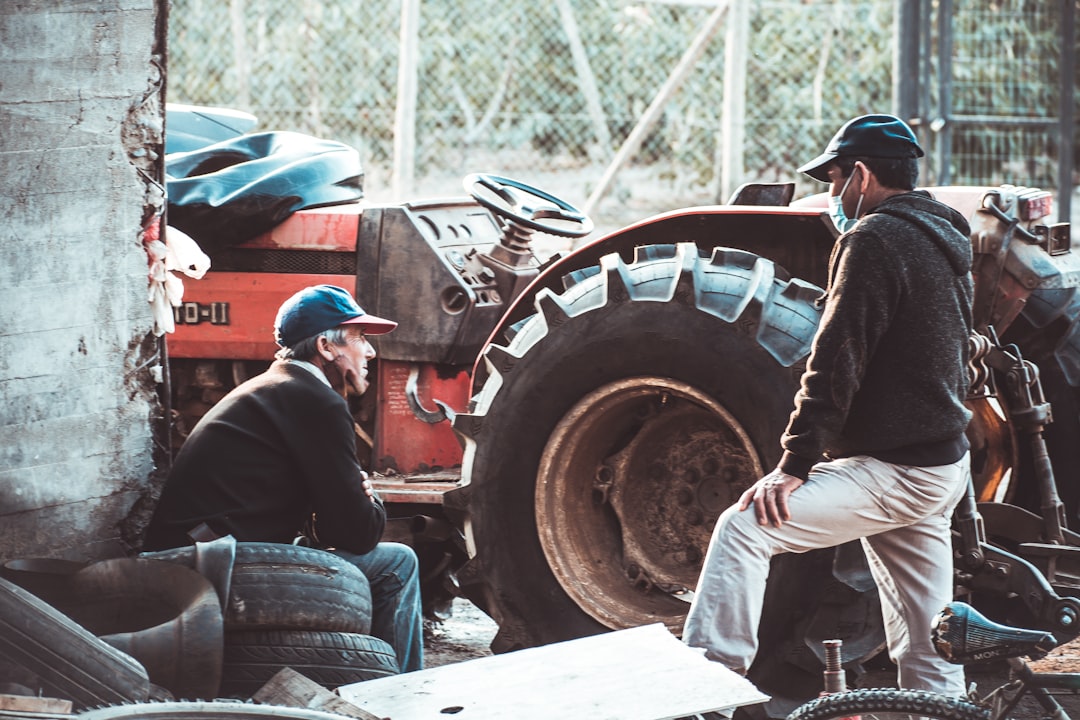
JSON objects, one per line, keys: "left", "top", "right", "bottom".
{"left": 737, "top": 469, "right": 804, "bottom": 527}
{"left": 360, "top": 471, "right": 375, "bottom": 500}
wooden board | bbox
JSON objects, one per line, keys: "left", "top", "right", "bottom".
{"left": 0, "top": 693, "right": 72, "bottom": 718}
{"left": 252, "top": 668, "right": 382, "bottom": 720}
{"left": 338, "top": 623, "right": 768, "bottom": 720}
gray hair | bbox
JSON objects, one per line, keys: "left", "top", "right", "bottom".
{"left": 275, "top": 327, "right": 351, "bottom": 361}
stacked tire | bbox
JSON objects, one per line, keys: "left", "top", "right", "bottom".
{"left": 0, "top": 556, "right": 222, "bottom": 704}
{"left": 0, "top": 576, "right": 151, "bottom": 709}
{"left": 141, "top": 542, "right": 399, "bottom": 697}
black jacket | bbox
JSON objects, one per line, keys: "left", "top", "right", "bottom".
{"left": 778, "top": 191, "right": 974, "bottom": 480}
{"left": 143, "top": 360, "right": 385, "bottom": 552}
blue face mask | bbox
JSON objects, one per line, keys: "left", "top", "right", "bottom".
{"left": 828, "top": 168, "right": 863, "bottom": 234}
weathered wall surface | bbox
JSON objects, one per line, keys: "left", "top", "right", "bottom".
{"left": 0, "top": 1, "right": 166, "bottom": 561}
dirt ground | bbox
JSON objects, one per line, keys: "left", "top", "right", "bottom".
{"left": 975, "top": 640, "right": 1080, "bottom": 716}
{"left": 422, "top": 598, "right": 497, "bottom": 668}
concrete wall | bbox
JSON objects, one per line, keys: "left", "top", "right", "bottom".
{"left": 0, "top": 1, "right": 167, "bottom": 562}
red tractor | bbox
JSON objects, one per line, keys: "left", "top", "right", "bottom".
{"left": 165, "top": 113, "right": 1080, "bottom": 711}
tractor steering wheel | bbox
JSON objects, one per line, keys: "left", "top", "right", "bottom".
{"left": 464, "top": 173, "right": 593, "bottom": 239}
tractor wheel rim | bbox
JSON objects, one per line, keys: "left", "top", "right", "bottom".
{"left": 536, "top": 376, "right": 763, "bottom": 633}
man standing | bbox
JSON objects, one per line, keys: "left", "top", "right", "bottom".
{"left": 683, "top": 115, "right": 974, "bottom": 696}
{"left": 144, "top": 284, "right": 423, "bottom": 673}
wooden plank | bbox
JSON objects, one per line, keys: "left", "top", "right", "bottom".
{"left": 339, "top": 623, "right": 768, "bottom": 720}
{"left": 0, "top": 693, "right": 72, "bottom": 716}
{"left": 252, "top": 668, "right": 383, "bottom": 720}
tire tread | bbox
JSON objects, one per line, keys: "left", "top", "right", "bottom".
{"left": 141, "top": 543, "right": 372, "bottom": 634}
{"left": 221, "top": 629, "right": 398, "bottom": 696}
{"left": 0, "top": 577, "right": 149, "bottom": 708}
{"left": 458, "top": 242, "right": 824, "bottom": 656}
{"left": 788, "top": 688, "right": 990, "bottom": 720}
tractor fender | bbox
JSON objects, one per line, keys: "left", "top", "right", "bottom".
{"left": 475, "top": 205, "right": 836, "bottom": 382}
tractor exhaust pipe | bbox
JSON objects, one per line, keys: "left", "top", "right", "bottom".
{"left": 410, "top": 515, "right": 455, "bottom": 543}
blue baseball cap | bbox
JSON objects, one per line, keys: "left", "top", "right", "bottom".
{"left": 274, "top": 284, "right": 397, "bottom": 348}
{"left": 799, "top": 114, "right": 924, "bottom": 182}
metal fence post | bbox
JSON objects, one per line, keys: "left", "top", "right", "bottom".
{"left": 893, "top": 0, "right": 920, "bottom": 128}
{"left": 719, "top": 0, "right": 749, "bottom": 204}
{"left": 937, "top": 0, "right": 954, "bottom": 185}
{"left": 1057, "top": 0, "right": 1075, "bottom": 223}
{"left": 393, "top": 0, "right": 420, "bottom": 201}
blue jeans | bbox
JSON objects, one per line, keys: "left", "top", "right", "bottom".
{"left": 332, "top": 542, "right": 423, "bottom": 673}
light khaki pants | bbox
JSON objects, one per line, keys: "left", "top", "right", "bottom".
{"left": 683, "top": 453, "right": 970, "bottom": 697}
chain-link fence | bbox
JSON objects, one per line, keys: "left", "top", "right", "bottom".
{"left": 168, "top": 0, "right": 1077, "bottom": 236}
{"left": 917, "top": 0, "right": 1070, "bottom": 197}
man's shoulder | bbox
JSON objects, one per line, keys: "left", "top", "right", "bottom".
{"left": 855, "top": 210, "right": 915, "bottom": 242}
{"left": 255, "top": 360, "right": 324, "bottom": 388}
{"left": 274, "top": 362, "right": 345, "bottom": 399}
{"left": 840, "top": 221, "right": 893, "bottom": 257}
{"left": 226, "top": 361, "right": 343, "bottom": 410}
{"left": 873, "top": 191, "right": 971, "bottom": 233}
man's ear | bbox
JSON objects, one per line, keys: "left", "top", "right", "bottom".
{"left": 854, "top": 161, "right": 873, "bottom": 192}
{"left": 315, "top": 335, "right": 337, "bottom": 362}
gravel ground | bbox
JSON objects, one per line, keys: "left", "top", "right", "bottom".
{"left": 423, "top": 598, "right": 497, "bottom": 668}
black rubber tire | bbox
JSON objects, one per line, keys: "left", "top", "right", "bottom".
{"left": 76, "top": 702, "right": 369, "bottom": 720}
{"left": 787, "top": 688, "right": 990, "bottom": 720}
{"left": 0, "top": 576, "right": 150, "bottom": 709}
{"left": 140, "top": 542, "right": 372, "bottom": 634}
{"left": 454, "top": 243, "right": 854, "bottom": 676}
{"left": 219, "top": 629, "right": 399, "bottom": 697}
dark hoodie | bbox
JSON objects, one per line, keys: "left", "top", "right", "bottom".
{"left": 778, "top": 191, "right": 974, "bottom": 480}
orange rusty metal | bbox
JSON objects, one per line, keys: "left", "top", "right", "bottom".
{"left": 169, "top": 271, "right": 356, "bottom": 359}
{"left": 373, "top": 360, "right": 471, "bottom": 477}
{"left": 170, "top": 203, "right": 363, "bottom": 359}
{"left": 237, "top": 203, "right": 361, "bottom": 251}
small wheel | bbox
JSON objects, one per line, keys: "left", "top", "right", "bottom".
{"left": 787, "top": 688, "right": 990, "bottom": 720}
{"left": 464, "top": 173, "right": 593, "bottom": 238}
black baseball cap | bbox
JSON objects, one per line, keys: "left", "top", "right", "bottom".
{"left": 798, "top": 114, "right": 924, "bottom": 182}
{"left": 274, "top": 284, "right": 397, "bottom": 348}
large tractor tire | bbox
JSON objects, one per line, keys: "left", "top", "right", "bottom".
{"left": 453, "top": 243, "right": 876, "bottom": 704}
